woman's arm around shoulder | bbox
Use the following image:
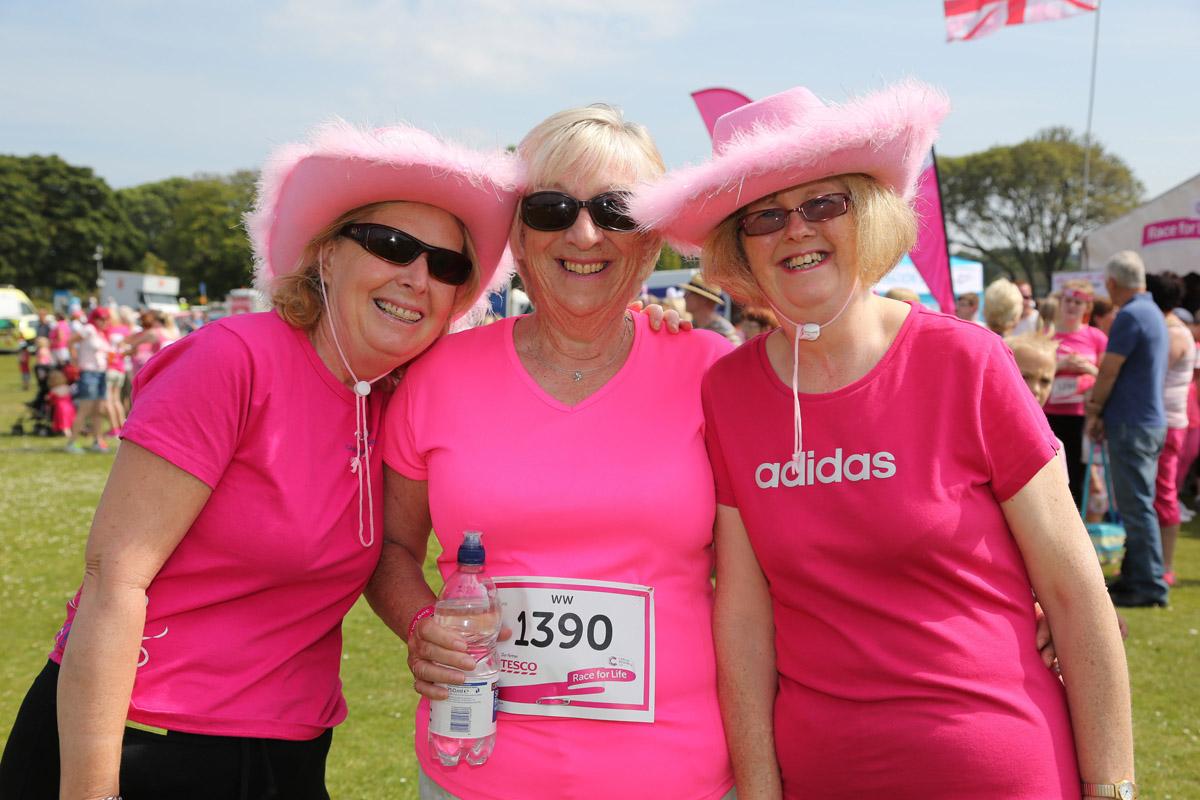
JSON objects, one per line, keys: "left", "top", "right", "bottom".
{"left": 58, "top": 442, "right": 212, "bottom": 800}
{"left": 1002, "top": 459, "right": 1134, "bottom": 789}
{"left": 714, "top": 503, "right": 783, "bottom": 800}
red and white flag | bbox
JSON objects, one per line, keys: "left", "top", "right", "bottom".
{"left": 945, "top": 0, "right": 1098, "bottom": 42}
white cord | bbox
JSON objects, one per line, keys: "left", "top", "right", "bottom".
{"left": 767, "top": 278, "right": 859, "bottom": 471}
{"left": 316, "top": 258, "right": 391, "bottom": 548}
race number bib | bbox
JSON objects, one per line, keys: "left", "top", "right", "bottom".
{"left": 493, "top": 577, "right": 654, "bottom": 723}
{"left": 1050, "top": 375, "right": 1083, "bottom": 405}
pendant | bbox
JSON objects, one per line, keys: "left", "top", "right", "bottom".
{"left": 572, "top": 370, "right": 583, "bottom": 382}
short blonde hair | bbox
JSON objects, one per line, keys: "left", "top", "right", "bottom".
{"left": 1006, "top": 332, "right": 1057, "bottom": 363}
{"left": 269, "top": 202, "right": 480, "bottom": 330}
{"left": 983, "top": 278, "right": 1023, "bottom": 335}
{"left": 516, "top": 104, "right": 667, "bottom": 289}
{"left": 701, "top": 174, "right": 916, "bottom": 307}
{"left": 520, "top": 104, "right": 665, "bottom": 191}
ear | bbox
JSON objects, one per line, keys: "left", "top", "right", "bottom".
{"left": 317, "top": 240, "right": 339, "bottom": 280}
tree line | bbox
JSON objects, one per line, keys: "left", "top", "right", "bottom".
{"left": 0, "top": 156, "right": 256, "bottom": 302}
{"left": 0, "top": 126, "right": 1143, "bottom": 304}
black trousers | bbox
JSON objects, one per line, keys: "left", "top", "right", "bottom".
{"left": 1047, "top": 413, "right": 1087, "bottom": 508}
{"left": 0, "top": 660, "right": 332, "bottom": 799}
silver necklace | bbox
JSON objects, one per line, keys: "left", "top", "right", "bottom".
{"left": 526, "top": 315, "right": 632, "bottom": 382}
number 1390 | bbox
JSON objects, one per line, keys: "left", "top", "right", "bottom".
{"left": 513, "top": 611, "right": 613, "bottom": 650}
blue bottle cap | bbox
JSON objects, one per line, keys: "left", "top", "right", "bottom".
{"left": 458, "top": 531, "right": 485, "bottom": 565}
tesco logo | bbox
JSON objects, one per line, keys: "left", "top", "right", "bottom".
{"left": 500, "top": 658, "right": 538, "bottom": 675}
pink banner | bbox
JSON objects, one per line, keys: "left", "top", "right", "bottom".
{"left": 945, "top": 0, "right": 1098, "bottom": 41}
{"left": 1143, "top": 218, "right": 1200, "bottom": 246}
{"left": 691, "top": 88, "right": 753, "bottom": 138}
{"left": 909, "top": 154, "right": 955, "bottom": 313}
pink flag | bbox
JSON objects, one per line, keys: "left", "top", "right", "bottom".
{"left": 909, "top": 151, "right": 955, "bottom": 313}
{"left": 691, "top": 88, "right": 753, "bottom": 138}
{"left": 945, "top": 0, "right": 1098, "bottom": 41}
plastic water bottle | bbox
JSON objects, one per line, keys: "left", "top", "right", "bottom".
{"left": 429, "top": 531, "right": 500, "bottom": 767}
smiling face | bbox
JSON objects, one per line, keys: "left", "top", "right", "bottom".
{"left": 738, "top": 177, "right": 859, "bottom": 320}
{"left": 320, "top": 201, "right": 464, "bottom": 376}
{"left": 513, "top": 168, "right": 657, "bottom": 328}
{"left": 1057, "top": 280, "right": 1094, "bottom": 327}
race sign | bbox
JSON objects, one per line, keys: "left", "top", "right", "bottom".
{"left": 493, "top": 577, "right": 654, "bottom": 723}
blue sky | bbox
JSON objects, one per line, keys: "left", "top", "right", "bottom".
{"left": 2, "top": 0, "right": 1195, "bottom": 202}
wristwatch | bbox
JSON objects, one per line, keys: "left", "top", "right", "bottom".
{"left": 1081, "top": 779, "right": 1137, "bottom": 799}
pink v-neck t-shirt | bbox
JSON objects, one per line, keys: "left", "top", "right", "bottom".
{"left": 51, "top": 312, "right": 385, "bottom": 739}
{"left": 382, "top": 313, "right": 735, "bottom": 800}
{"left": 702, "top": 306, "right": 1078, "bottom": 799}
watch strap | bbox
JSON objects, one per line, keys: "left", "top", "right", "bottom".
{"left": 1081, "top": 779, "right": 1136, "bottom": 799}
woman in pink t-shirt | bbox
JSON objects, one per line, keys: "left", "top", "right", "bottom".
{"left": 125, "top": 309, "right": 170, "bottom": 378}
{"left": 632, "top": 81, "right": 1134, "bottom": 800}
{"left": 369, "top": 106, "right": 735, "bottom": 800}
{"left": 0, "top": 123, "right": 521, "bottom": 800}
{"left": 1145, "top": 273, "right": 1195, "bottom": 587}
{"left": 1045, "top": 279, "right": 1109, "bottom": 505}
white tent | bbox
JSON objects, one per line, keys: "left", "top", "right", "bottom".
{"left": 1083, "top": 173, "right": 1200, "bottom": 274}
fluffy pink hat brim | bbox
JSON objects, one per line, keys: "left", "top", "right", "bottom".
{"left": 246, "top": 119, "right": 522, "bottom": 324}
{"left": 629, "top": 80, "right": 950, "bottom": 254}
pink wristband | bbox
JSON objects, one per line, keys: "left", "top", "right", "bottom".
{"left": 407, "top": 604, "right": 435, "bottom": 641}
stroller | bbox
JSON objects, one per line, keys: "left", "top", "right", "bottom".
{"left": 11, "top": 342, "right": 56, "bottom": 436}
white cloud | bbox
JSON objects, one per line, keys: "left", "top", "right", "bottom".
{"left": 264, "top": 0, "right": 701, "bottom": 90}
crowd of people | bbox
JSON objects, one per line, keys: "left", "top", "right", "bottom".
{"left": 16, "top": 305, "right": 184, "bottom": 450}
{"left": 955, "top": 262, "right": 1198, "bottom": 607}
{"left": 0, "top": 78, "right": 1152, "bottom": 800}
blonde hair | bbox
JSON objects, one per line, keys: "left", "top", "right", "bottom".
{"left": 884, "top": 287, "right": 921, "bottom": 303}
{"left": 519, "top": 104, "right": 665, "bottom": 190}
{"left": 515, "top": 104, "right": 667, "bottom": 289}
{"left": 1058, "top": 278, "right": 1095, "bottom": 323}
{"left": 269, "top": 201, "right": 480, "bottom": 330}
{"left": 1006, "top": 332, "right": 1058, "bottom": 362}
{"left": 983, "top": 278, "right": 1023, "bottom": 335}
{"left": 701, "top": 174, "right": 916, "bottom": 307}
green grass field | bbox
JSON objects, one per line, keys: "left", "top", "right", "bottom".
{"left": 0, "top": 353, "right": 1197, "bottom": 798}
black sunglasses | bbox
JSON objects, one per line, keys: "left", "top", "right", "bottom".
{"left": 520, "top": 191, "right": 637, "bottom": 233}
{"left": 737, "top": 193, "right": 851, "bottom": 236}
{"left": 339, "top": 223, "right": 473, "bottom": 287}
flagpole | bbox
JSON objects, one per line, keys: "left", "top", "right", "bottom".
{"left": 1080, "top": 2, "right": 1102, "bottom": 228}
{"left": 932, "top": 146, "right": 954, "bottom": 302}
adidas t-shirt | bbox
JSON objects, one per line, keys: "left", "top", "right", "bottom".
{"left": 701, "top": 305, "right": 1078, "bottom": 799}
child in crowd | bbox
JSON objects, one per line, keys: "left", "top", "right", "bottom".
{"left": 17, "top": 339, "right": 32, "bottom": 390}
{"left": 1007, "top": 333, "right": 1128, "bottom": 639}
{"left": 46, "top": 370, "right": 75, "bottom": 436}
{"left": 34, "top": 337, "right": 53, "bottom": 368}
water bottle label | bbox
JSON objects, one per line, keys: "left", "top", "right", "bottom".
{"left": 492, "top": 577, "right": 655, "bottom": 723}
{"left": 429, "top": 676, "right": 499, "bottom": 739}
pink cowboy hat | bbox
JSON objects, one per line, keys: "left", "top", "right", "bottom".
{"left": 246, "top": 119, "right": 522, "bottom": 321}
{"left": 629, "top": 79, "right": 950, "bottom": 253}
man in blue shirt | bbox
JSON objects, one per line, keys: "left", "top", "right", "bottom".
{"left": 1086, "top": 250, "right": 1170, "bottom": 607}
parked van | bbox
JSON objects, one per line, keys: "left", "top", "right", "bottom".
{"left": 0, "top": 285, "right": 38, "bottom": 352}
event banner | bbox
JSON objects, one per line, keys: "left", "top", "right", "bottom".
{"left": 1083, "top": 174, "right": 1200, "bottom": 274}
